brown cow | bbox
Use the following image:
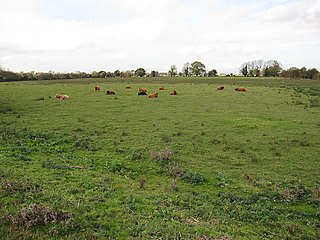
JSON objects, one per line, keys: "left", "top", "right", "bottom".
{"left": 235, "top": 87, "right": 246, "bottom": 92}
{"left": 125, "top": 86, "right": 132, "bottom": 89}
{"left": 169, "top": 90, "right": 177, "bottom": 95}
{"left": 55, "top": 94, "right": 70, "bottom": 100}
{"left": 148, "top": 92, "right": 158, "bottom": 98}
{"left": 217, "top": 86, "right": 224, "bottom": 90}
{"left": 106, "top": 90, "right": 115, "bottom": 95}
{"left": 139, "top": 87, "right": 147, "bottom": 93}
{"left": 159, "top": 87, "right": 165, "bottom": 90}
{"left": 95, "top": 86, "right": 101, "bottom": 91}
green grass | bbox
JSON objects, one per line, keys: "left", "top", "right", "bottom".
{"left": 0, "top": 77, "right": 319, "bottom": 239}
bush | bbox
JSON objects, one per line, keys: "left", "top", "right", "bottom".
{"left": 181, "top": 172, "right": 208, "bottom": 185}
{"left": 13, "top": 204, "right": 72, "bottom": 228}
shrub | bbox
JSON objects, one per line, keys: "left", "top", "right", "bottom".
{"left": 12, "top": 204, "right": 72, "bottom": 228}
{"left": 181, "top": 172, "right": 208, "bottom": 185}
{"left": 150, "top": 149, "right": 175, "bottom": 167}
{"left": 131, "top": 148, "right": 146, "bottom": 160}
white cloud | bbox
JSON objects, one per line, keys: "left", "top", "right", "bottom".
{"left": 0, "top": 0, "right": 319, "bottom": 73}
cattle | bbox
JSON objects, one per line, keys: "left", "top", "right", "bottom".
{"left": 106, "top": 90, "right": 115, "bottom": 95}
{"left": 95, "top": 86, "right": 101, "bottom": 91}
{"left": 138, "top": 91, "right": 148, "bottom": 95}
{"left": 139, "top": 88, "right": 147, "bottom": 93}
{"left": 169, "top": 90, "right": 177, "bottom": 95}
{"left": 159, "top": 87, "right": 165, "bottom": 90}
{"left": 235, "top": 87, "right": 246, "bottom": 92}
{"left": 148, "top": 92, "right": 158, "bottom": 98}
{"left": 125, "top": 86, "right": 132, "bottom": 89}
{"left": 55, "top": 94, "right": 70, "bottom": 100}
{"left": 217, "top": 86, "right": 224, "bottom": 90}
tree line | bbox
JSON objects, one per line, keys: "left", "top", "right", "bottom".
{"left": 0, "top": 60, "right": 319, "bottom": 81}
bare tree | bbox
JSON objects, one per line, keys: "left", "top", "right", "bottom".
{"left": 168, "top": 65, "right": 178, "bottom": 77}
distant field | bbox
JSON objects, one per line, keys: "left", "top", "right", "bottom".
{"left": 0, "top": 77, "right": 319, "bottom": 239}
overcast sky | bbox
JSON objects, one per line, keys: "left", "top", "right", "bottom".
{"left": 0, "top": 0, "right": 319, "bottom": 73}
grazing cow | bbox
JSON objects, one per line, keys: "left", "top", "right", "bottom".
{"left": 138, "top": 91, "right": 148, "bottom": 95}
{"left": 169, "top": 90, "right": 177, "bottom": 95}
{"left": 148, "top": 92, "right": 158, "bottom": 98}
{"left": 235, "top": 87, "right": 246, "bottom": 92}
{"left": 125, "top": 86, "right": 132, "bottom": 89}
{"left": 139, "top": 88, "right": 147, "bottom": 93}
{"left": 95, "top": 86, "right": 101, "bottom": 91}
{"left": 55, "top": 94, "right": 70, "bottom": 100}
{"left": 106, "top": 90, "right": 115, "bottom": 95}
{"left": 159, "top": 87, "right": 165, "bottom": 90}
{"left": 217, "top": 86, "right": 224, "bottom": 90}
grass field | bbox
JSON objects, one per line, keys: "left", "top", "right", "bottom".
{"left": 0, "top": 77, "right": 319, "bottom": 239}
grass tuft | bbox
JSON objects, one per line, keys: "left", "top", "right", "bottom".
{"left": 12, "top": 204, "right": 72, "bottom": 228}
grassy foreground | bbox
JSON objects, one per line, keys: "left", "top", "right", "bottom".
{"left": 0, "top": 77, "right": 319, "bottom": 239}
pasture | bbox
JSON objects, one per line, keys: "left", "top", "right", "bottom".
{"left": 0, "top": 77, "right": 319, "bottom": 239}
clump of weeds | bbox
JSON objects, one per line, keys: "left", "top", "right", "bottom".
{"left": 181, "top": 172, "right": 208, "bottom": 185}
{"left": 131, "top": 148, "right": 147, "bottom": 160}
{"left": 12, "top": 204, "right": 72, "bottom": 228}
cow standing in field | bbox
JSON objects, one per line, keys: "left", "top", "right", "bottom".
{"left": 217, "top": 86, "right": 224, "bottom": 90}
{"left": 95, "top": 86, "right": 101, "bottom": 91}
{"left": 169, "top": 90, "right": 177, "bottom": 95}
{"left": 106, "top": 90, "right": 115, "bottom": 95}
{"left": 148, "top": 92, "right": 158, "bottom": 98}
{"left": 55, "top": 94, "right": 70, "bottom": 100}
{"left": 235, "top": 87, "right": 246, "bottom": 92}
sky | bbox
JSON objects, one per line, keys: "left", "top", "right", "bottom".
{"left": 0, "top": 0, "right": 319, "bottom": 74}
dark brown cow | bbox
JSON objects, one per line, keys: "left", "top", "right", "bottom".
{"left": 235, "top": 87, "right": 246, "bottom": 92}
{"left": 148, "top": 92, "right": 158, "bottom": 98}
{"left": 159, "top": 87, "right": 165, "bottom": 90}
{"left": 106, "top": 90, "right": 115, "bottom": 95}
{"left": 95, "top": 86, "right": 101, "bottom": 91}
{"left": 169, "top": 90, "right": 177, "bottom": 95}
{"left": 217, "top": 86, "right": 224, "bottom": 90}
{"left": 125, "top": 86, "right": 132, "bottom": 89}
{"left": 138, "top": 91, "right": 147, "bottom": 96}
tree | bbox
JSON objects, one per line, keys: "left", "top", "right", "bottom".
{"left": 182, "top": 62, "right": 190, "bottom": 76}
{"left": 135, "top": 68, "right": 146, "bottom": 77}
{"left": 280, "top": 67, "right": 319, "bottom": 79}
{"left": 120, "top": 70, "right": 132, "bottom": 78}
{"left": 114, "top": 70, "right": 121, "bottom": 77}
{"left": 263, "top": 60, "right": 282, "bottom": 77}
{"left": 240, "top": 63, "right": 248, "bottom": 76}
{"left": 208, "top": 69, "right": 217, "bottom": 77}
{"left": 150, "top": 70, "right": 159, "bottom": 77}
{"left": 98, "top": 71, "right": 107, "bottom": 78}
{"left": 168, "top": 65, "right": 177, "bottom": 77}
{"left": 190, "top": 61, "right": 206, "bottom": 76}
{"left": 240, "top": 59, "right": 272, "bottom": 77}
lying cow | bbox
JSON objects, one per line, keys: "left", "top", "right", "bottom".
{"left": 55, "top": 94, "right": 70, "bottom": 100}
{"left": 169, "top": 90, "right": 177, "bottom": 95}
{"left": 148, "top": 92, "right": 158, "bottom": 98}
{"left": 106, "top": 90, "right": 115, "bottom": 95}
{"left": 235, "top": 87, "right": 246, "bottom": 92}
{"left": 159, "top": 87, "right": 165, "bottom": 90}
{"left": 95, "top": 86, "right": 101, "bottom": 91}
{"left": 139, "top": 87, "right": 147, "bottom": 93}
{"left": 125, "top": 86, "right": 132, "bottom": 89}
{"left": 217, "top": 86, "right": 224, "bottom": 90}
{"left": 138, "top": 91, "right": 148, "bottom": 95}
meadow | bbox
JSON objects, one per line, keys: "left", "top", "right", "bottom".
{"left": 0, "top": 77, "right": 319, "bottom": 239}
